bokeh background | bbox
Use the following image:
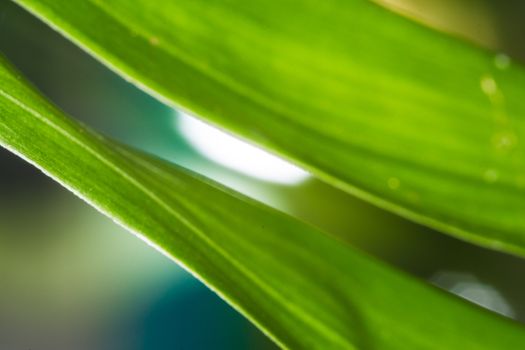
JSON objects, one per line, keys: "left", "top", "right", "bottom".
{"left": 1, "top": 1, "right": 525, "bottom": 349}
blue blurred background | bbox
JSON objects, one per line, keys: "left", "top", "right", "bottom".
{"left": 1, "top": 1, "right": 525, "bottom": 349}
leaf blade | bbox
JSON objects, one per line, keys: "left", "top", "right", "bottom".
{"left": 12, "top": 0, "right": 525, "bottom": 255}
{"left": 1, "top": 53, "right": 525, "bottom": 349}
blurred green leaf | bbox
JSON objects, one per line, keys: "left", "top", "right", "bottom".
{"left": 2, "top": 54, "right": 525, "bottom": 349}
{"left": 12, "top": 0, "right": 525, "bottom": 256}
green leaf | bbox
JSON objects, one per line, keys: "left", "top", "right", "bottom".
{"left": 1, "top": 53, "right": 525, "bottom": 349}
{"left": 12, "top": 0, "right": 525, "bottom": 256}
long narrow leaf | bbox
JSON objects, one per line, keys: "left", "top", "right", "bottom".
{"left": 11, "top": 0, "right": 525, "bottom": 256}
{"left": 1, "top": 54, "right": 525, "bottom": 349}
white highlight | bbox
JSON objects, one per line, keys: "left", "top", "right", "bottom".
{"left": 431, "top": 271, "right": 515, "bottom": 318}
{"left": 481, "top": 75, "right": 498, "bottom": 96}
{"left": 177, "top": 111, "right": 309, "bottom": 185}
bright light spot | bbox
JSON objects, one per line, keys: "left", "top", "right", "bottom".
{"left": 176, "top": 111, "right": 310, "bottom": 185}
{"left": 494, "top": 54, "right": 511, "bottom": 70}
{"left": 492, "top": 131, "right": 517, "bottom": 151}
{"left": 483, "top": 168, "right": 499, "bottom": 183}
{"left": 481, "top": 75, "right": 498, "bottom": 96}
{"left": 149, "top": 36, "right": 160, "bottom": 46}
{"left": 431, "top": 271, "right": 515, "bottom": 318}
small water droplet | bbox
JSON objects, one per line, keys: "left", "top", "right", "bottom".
{"left": 481, "top": 75, "right": 498, "bottom": 96}
{"left": 492, "top": 131, "right": 517, "bottom": 151}
{"left": 149, "top": 36, "right": 160, "bottom": 46}
{"left": 483, "top": 169, "right": 499, "bottom": 183}
{"left": 387, "top": 177, "right": 400, "bottom": 190}
{"left": 494, "top": 54, "right": 511, "bottom": 70}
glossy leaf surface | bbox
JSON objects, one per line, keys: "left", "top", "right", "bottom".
{"left": 12, "top": 0, "right": 525, "bottom": 255}
{"left": 2, "top": 55, "right": 525, "bottom": 348}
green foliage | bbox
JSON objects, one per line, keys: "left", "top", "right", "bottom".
{"left": 3, "top": 0, "right": 525, "bottom": 348}
{"left": 2, "top": 54, "right": 525, "bottom": 348}
{"left": 12, "top": 0, "right": 525, "bottom": 256}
